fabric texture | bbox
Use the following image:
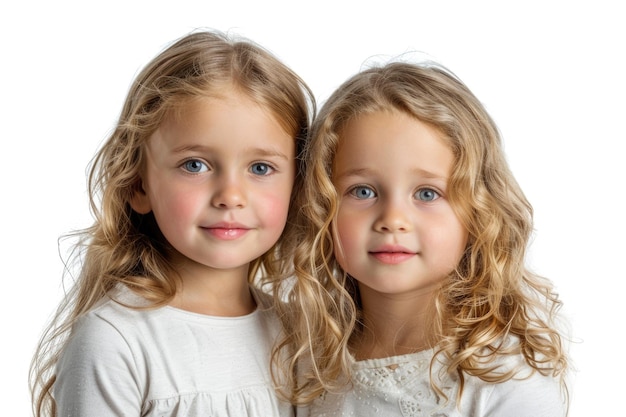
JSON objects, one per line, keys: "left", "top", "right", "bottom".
{"left": 302, "top": 347, "right": 566, "bottom": 417}
{"left": 54, "top": 286, "right": 293, "bottom": 417}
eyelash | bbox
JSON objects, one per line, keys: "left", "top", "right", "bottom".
{"left": 181, "top": 159, "right": 207, "bottom": 173}
{"left": 415, "top": 188, "right": 440, "bottom": 202}
{"left": 348, "top": 185, "right": 376, "bottom": 199}
{"left": 179, "top": 159, "right": 277, "bottom": 176}
{"left": 251, "top": 162, "right": 277, "bottom": 176}
{"left": 347, "top": 185, "right": 441, "bottom": 202}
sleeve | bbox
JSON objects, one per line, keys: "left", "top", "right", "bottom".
{"left": 481, "top": 371, "right": 568, "bottom": 417}
{"left": 53, "top": 313, "right": 144, "bottom": 416}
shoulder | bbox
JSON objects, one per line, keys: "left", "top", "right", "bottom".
{"left": 59, "top": 295, "right": 155, "bottom": 372}
{"left": 54, "top": 295, "right": 151, "bottom": 414}
{"left": 461, "top": 368, "right": 567, "bottom": 417}
{"left": 71, "top": 290, "right": 155, "bottom": 339}
{"left": 455, "top": 337, "right": 568, "bottom": 417}
{"left": 60, "top": 286, "right": 177, "bottom": 372}
{"left": 57, "top": 305, "right": 141, "bottom": 373}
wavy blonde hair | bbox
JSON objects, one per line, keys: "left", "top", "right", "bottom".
{"left": 29, "top": 29, "right": 314, "bottom": 417}
{"left": 276, "top": 61, "right": 568, "bottom": 405}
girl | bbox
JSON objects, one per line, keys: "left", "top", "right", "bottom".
{"left": 282, "top": 62, "right": 569, "bottom": 415}
{"left": 29, "top": 30, "right": 313, "bottom": 417}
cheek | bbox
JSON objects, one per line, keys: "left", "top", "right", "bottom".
{"left": 447, "top": 216, "right": 469, "bottom": 254}
{"left": 333, "top": 210, "right": 363, "bottom": 270}
{"left": 257, "top": 171, "right": 295, "bottom": 227}
{"left": 258, "top": 189, "right": 292, "bottom": 230}
{"left": 150, "top": 187, "right": 203, "bottom": 229}
{"left": 431, "top": 219, "right": 468, "bottom": 267}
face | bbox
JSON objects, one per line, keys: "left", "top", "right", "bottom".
{"left": 131, "top": 89, "right": 295, "bottom": 274}
{"left": 332, "top": 110, "right": 468, "bottom": 299}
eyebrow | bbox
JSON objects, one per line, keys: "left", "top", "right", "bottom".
{"left": 171, "top": 144, "right": 291, "bottom": 160}
{"left": 335, "top": 167, "right": 448, "bottom": 180}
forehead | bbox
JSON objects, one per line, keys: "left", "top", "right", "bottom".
{"left": 148, "top": 91, "right": 294, "bottom": 156}
{"left": 334, "top": 110, "right": 453, "bottom": 179}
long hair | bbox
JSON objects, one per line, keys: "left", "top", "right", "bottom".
{"left": 284, "top": 61, "right": 568, "bottom": 404}
{"left": 29, "top": 29, "right": 314, "bottom": 417}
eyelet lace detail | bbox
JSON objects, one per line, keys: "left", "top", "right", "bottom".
{"left": 311, "top": 351, "right": 456, "bottom": 417}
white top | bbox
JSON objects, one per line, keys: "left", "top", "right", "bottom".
{"left": 54, "top": 286, "right": 293, "bottom": 417}
{"left": 302, "top": 348, "right": 566, "bottom": 417}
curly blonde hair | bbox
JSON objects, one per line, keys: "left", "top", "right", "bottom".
{"left": 275, "top": 61, "right": 568, "bottom": 405}
{"left": 29, "top": 29, "right": 314, "bottom": 417}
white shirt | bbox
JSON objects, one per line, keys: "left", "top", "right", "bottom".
{"left": 302, "top": 348, "right": 566, "bottom": 417}
{"left": 54, "top": 287, "right": 293, "bottom": 417}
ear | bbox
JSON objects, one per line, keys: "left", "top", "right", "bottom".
{"left": 129, "top": 181, "right": 152, "bottom": 214}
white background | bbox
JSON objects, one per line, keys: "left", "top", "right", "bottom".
{"left": 2, "top": 1, "right": 624, "bottom": 415}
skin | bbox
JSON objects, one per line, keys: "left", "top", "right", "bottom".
{"left": 332, "top": 110, "right": 468, "bottom": 359}
{"left": 131, "top": 88, "right": 295, "bottom": 316}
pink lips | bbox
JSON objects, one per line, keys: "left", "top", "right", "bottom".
{"left": 204, "top": 222, "right": 250, "bottom": 240}
{"left": 369, "top": 245, "right": 416, "bottom": 264}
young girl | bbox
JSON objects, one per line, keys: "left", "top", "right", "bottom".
{"left": 29, "top": 30, "right": 313, "bottom": 417}
{"left": 282, "top": 62, "right": 569, "bottom": 415}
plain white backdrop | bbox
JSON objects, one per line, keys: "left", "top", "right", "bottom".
{"left": 2, "top": 1, "right": 623, "bottom": 414}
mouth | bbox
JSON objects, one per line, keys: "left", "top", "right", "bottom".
{"left": 369, "top": 245, "right": 416, "bottom": 264}
{"left": 203, "top": 222, "right": 250, "bottom": 240}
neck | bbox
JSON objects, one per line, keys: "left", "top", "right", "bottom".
{"left": 353, "top": 285, "right": 437, "bottom": 360}
{"left": 169, "top": 259, "right": 255, "bottom": 317}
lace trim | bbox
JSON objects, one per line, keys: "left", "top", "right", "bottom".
{"left": 322, "top": 351, "right": 456, "bottom": 417}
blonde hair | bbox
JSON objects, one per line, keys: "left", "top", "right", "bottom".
{"left": 30, "top": 29, "right": 314, "bottom": 417}
{"left": 279, "top": 61, "right": 568, "bottom": 404}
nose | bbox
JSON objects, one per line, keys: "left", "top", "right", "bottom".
{"left": 211, "top": 175, "right": 246, "bottom": 209}
{"left": 373, "top": 198, "right": 412, "bottom": 233}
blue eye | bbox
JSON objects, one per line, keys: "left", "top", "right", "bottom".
{"left": 251, "top": 163, "right": 273, "bottom": 176}
{"left": 350, "top": 186, "right": 376, "bottom": 199}
{"left": 415, "top": 188, "right": 439, "bottom": 202}
{"left": 183, "top": 160, "right": 208, "bottom": 173}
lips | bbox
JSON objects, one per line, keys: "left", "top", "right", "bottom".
{"left": 369, "top": 244, "right": 416, "bottom": 264}
{"left": 203, "top": 222, "right": 250, "bottom": 240}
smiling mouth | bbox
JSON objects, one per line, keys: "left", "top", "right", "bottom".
{"left": 204, "top": 227, "right": 250, "bottom": 240}
{"left": 369, "top": 251, "right": 416, "bottom": 264}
